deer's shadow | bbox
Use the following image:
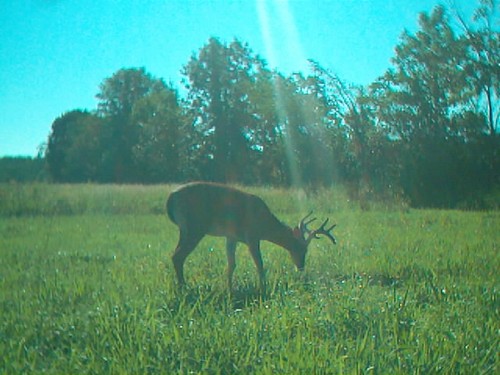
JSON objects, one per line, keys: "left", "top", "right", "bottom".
{"left": 229, "top": 284, "right": 268, "bottom": 310}
{"left": 163, "top": 282, "right": 268, "bottom": 314}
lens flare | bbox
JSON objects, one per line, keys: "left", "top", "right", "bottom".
{"left": 256, "top": 0, "right": 309, "bottom": 189}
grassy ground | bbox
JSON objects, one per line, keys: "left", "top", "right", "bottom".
{"left": 0, "top": 184, "right": 498, "bottom": 373}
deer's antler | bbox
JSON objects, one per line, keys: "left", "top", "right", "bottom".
{"left": 299, "top": 211, "right": 337, "bottom": 245}
{"left": 299, "top": 211, "right": 316, "bottom": 237}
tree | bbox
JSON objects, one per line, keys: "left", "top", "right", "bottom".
{"left": 454, "top": 0, "right": 499, "bottom": 136}
{"left": 131, "top": 85, "right": 185, "bottom": 182}
{"left": 183, "top": 38, "right": 266, "bottom": 183}
{"left": 311, "top": 61, "right": 397, "bottom": 197}
{"left": 46, "top": 70, "right": 186, "bottom": 183}
{"left": 368, "top": 4, "right": 499, "bottom": 206}
{"left": 372, "top": 6, "right": 472, "bottom": 142}
{"left": 271, "top": 72, "right": 335, "bottom": 186}
{"left": 244, "top": 68, "right": 285, "bottom": 184}
{"left": 0, "top": 157, "right": 45, "bottom": 182}
{"left": 46, "top": 110, "right": 105, "bottom": 182}
{"left": 310, "top": 61, "right": 364, "bottom": 186}
{"left": 96, "top": 67, "right": 166, "bottom": 182}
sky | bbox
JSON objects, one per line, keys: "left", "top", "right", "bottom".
{"left": 0, "top": 0, "right": 478, "bottom": 157}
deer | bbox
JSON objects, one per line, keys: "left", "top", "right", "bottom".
{"left": 166, "top": 181, "right": 337, "bottom": 289}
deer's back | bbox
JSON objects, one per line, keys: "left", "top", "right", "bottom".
{"left": 167, "top": 182, "right": 275, "bottom": 241}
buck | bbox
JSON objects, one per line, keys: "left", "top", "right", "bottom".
{"left": 166, "top": 182, "right": 337, "bottom": 289}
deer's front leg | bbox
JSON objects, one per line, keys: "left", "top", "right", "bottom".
{"left": 226, "top": 238, "right": 237, "bottom": 290}
{"left": 248, "top": 240, "right": 265, "bottom": 289}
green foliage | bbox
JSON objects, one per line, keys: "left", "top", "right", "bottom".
{"left": 96, "top": 67, "right": 165, "bottom": 118}
{"left": 131, "top": 84, "right": 185, "bottom": 183}
{"left": 45, "top": 110, "right": 107, "bottom": 182}
{"left": 0, "top": 157, "right": 46, "bottom": 183}
{"left": 0, "top": 184, "right": 498, "bottom": 373}
{"left": 41, "top": 2, "right": 500, "bottom": 208}
{"left": 183, "top": 38, "right": 262, "bottom": 183}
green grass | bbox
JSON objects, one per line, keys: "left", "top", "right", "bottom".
{"left": 0, "top": 184, "right": 498, "bottom": 373}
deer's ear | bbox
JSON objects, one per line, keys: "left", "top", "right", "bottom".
{"left": 292, "top": 227, "right": 302, "bottom": 239}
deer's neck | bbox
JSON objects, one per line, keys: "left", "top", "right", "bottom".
{"left": 263, "top": 218, "right": 300, "bottom": 251}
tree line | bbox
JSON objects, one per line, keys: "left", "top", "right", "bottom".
{"left": 41, "top": 3, "right": 498, "bottom": 208}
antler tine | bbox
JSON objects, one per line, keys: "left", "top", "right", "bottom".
{"left": 316, "top": 218, "right": 337, "bottom": 244}
{"left": 305, "top": 217, "right": 337, "bottom": 245}
{"left": 321, "top": 218, "right": 336, "bottom": 232}
{"left": 299, "top": 211, "right": 316, "bottom": 236}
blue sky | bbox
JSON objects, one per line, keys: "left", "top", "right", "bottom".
{"left": 0, "top": 0, "right": 477, "bottom": 157}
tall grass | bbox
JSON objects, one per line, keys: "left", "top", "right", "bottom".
{"left": 0, "top": 182, "right": 408, "bottom": 217}
{"left": 0, "top": 184, "right": 498, "bottom": 373}
{"left": 0, "top": 183, "right": 172, "bottom": 216}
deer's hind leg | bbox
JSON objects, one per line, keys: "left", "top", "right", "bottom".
{"left": 226, "top": 238, "right": 237, "bottom": 290}
{"left": 171, "top": 229, "right": 203, "bottom": 286}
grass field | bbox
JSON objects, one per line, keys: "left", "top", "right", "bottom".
{"left": 0, "top": 184, "right": 498, "bottom": 373}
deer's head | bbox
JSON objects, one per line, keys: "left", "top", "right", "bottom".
{"left": 290, "top": 211, "right": 337, "bottom": 270}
